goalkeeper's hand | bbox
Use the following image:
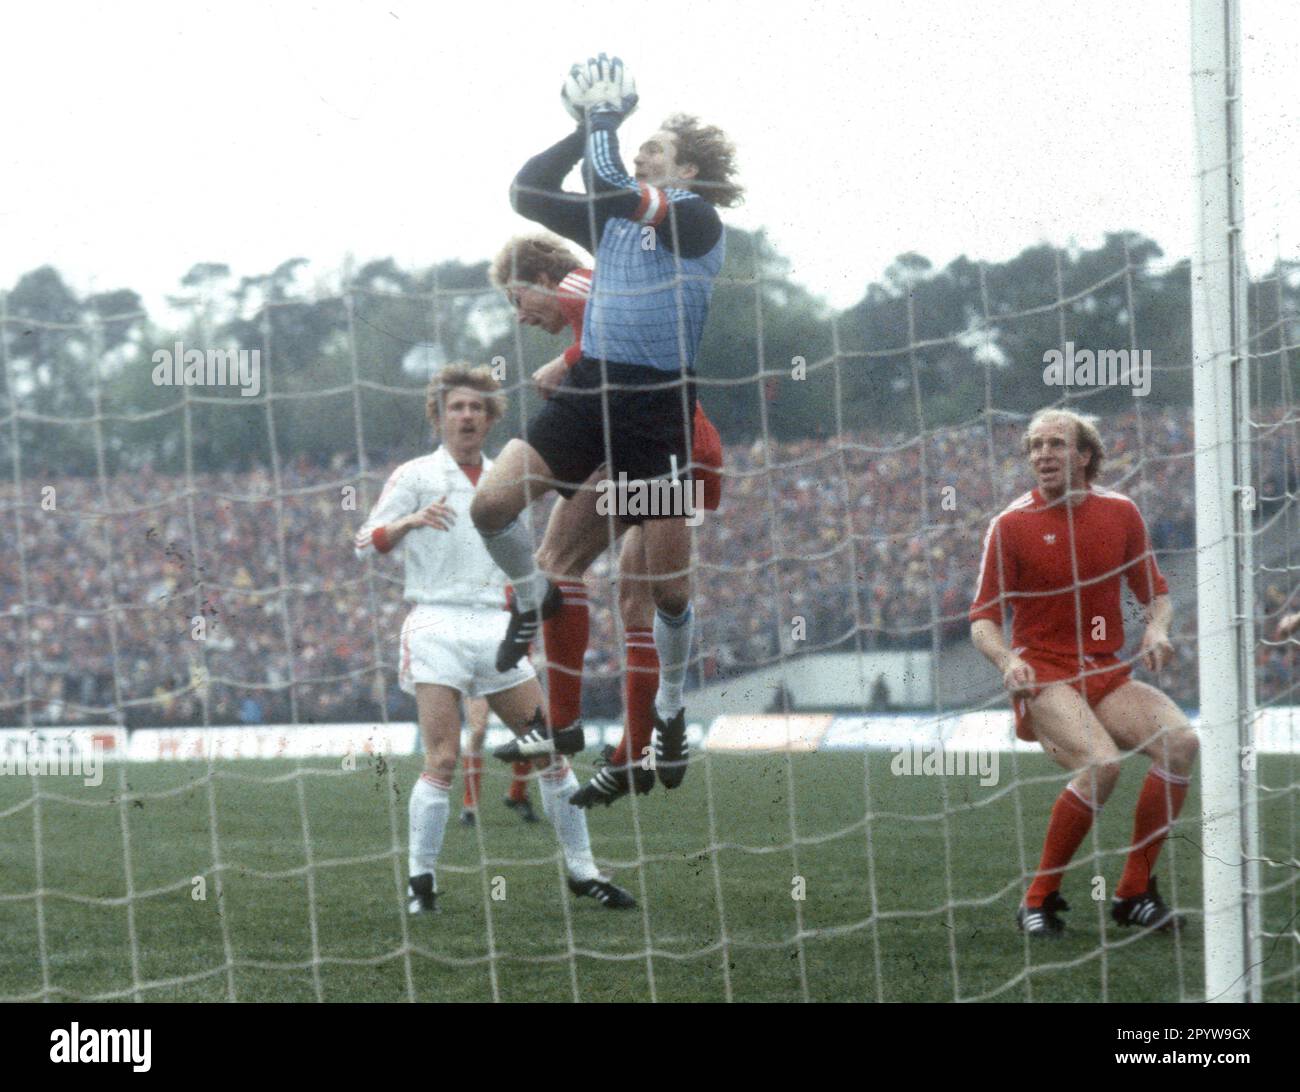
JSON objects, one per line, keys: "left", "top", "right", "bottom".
{"left": 561, "top": 53, "right": 638, "bottom": 124}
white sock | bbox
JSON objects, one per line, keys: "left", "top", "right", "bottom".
{"left": 408, "top": 773, "right": 450, "bottom": 888}
{"left": 653, "top": 604, "right": 693, "bottom": 719}
{"left": 480, "top": 519, "right": 544, "bottom": 612}
{"left": 538, "top": 761, "right": 598, "bottom": 881}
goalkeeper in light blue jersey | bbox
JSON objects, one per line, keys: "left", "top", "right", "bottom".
{"left": 470, "top": 55, "right": 742, "bottom": 791}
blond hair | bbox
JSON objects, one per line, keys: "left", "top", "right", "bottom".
{"left": 1022, "top": 408, "right": 1105, "bottom": 483}
{"left": 660, "top": 114, "right": 744, "bottom": 208}
{"left": 490, "top": 234, "right": 584, "bottom": 289}
{"left": 426, "top": 363, "right": 505, "bottom": 424}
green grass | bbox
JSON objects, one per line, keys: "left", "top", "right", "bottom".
{"left": 0, "top": 752, "right": 1295, "bottom": 1002}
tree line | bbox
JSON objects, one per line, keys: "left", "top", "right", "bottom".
{"left": 3, "top": 229, "right": 1296, "bottom": 477}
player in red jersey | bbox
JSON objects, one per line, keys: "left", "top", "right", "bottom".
{"left": 488, "top": 233, "right": 723, "bottom": 804}
{"left": 970, "top": 409, "right": 1199, "bottom": 938}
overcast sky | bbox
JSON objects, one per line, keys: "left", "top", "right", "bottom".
{"left": 1, "top": 0, "right": 1295, "bottom": 317}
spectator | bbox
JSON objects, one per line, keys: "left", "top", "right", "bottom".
{"left": 3, "top": 407, "right": 1287, "bottom": 724}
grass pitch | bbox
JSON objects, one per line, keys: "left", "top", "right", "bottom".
{"left": 0, "top": 751, "right": 1295, "bottom": 1002}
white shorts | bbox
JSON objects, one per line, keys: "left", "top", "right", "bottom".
{"left": 398, "top": 604, "right": 536, "bottom": 699}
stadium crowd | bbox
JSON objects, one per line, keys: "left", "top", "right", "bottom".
{"left": 2, "top": 407, "right": 1295, "bottom": 726}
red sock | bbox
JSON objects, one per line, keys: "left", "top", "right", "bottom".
{"left": 508, "top": 762, "right": 531, "bottom": 802}
{"left": 612, "top": 629, "right": 659, "bottom": 768}
{"left": 1114, "top": 766, "right": 1190, "bottom": 898}
{"left": 1025, "top": 786, "right": 1097, "bottom": 907}
{"left": 543, "top": 580, "right": 589, "bottom": 728}
{"left": 462, "top": 753, "right": 482, "bottom": 809}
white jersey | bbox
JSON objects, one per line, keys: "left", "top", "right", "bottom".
{"left": 354, "top": 447, "right": 505, "bottom": 610}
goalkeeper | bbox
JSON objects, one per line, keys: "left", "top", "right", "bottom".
{"left": 488, "top": 232, "right": 724, "bottom": 806}
{"left": 471, "top": 55, "right": 742, "bottom": 793}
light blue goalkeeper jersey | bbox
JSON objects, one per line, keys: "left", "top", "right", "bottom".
{"left": 582, "top": 210, "right": 725, "bottom": 373}
{"left": 579, "top": 125, "right": 725, "bottom": 373}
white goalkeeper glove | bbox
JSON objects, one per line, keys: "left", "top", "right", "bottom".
{"left": 560, "top": 52, "right": 638, "bottom": 124}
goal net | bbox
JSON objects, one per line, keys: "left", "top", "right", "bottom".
{"left": 0, "top": 6, "right": 1295, "bottom": 1003}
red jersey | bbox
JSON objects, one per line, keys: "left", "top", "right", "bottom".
{"left": 558, "top": 267, "right": 723, "bottom": 510}
{"left": 969, "top": 486, "right": 1168, "bottom": 656}
{"left": 556, "top": 269, "right": 592, "bottom": 366}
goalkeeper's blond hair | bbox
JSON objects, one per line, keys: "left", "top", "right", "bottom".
{"left": 661, "top": 114, "right": 744, "bottom": 208}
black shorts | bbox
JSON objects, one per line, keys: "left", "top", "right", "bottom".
{"left": 525, "top": 358, "right": 697, "bottom": 522}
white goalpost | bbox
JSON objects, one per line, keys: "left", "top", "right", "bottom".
{"left": 1, "top": 5, "right": 1297, "bottom": 1007}
{"left": 1190, "top": 0, "right": 1263, "bottom": 1004}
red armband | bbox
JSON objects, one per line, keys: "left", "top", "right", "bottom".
{"left": 634, "top": 184, "right": 669, "bottom": 227}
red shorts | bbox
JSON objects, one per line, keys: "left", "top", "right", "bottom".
{"left": 1010, "top": 648, "right": 1132, "bottom": 741}
{"left": 692, "top": 405, "right": 723, "bottom": 511}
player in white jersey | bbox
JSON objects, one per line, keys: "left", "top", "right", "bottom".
{"left": 355, "top": 363, "right": 634, "bottom": 913}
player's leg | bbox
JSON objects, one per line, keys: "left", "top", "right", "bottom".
{"left": 1016, "top": 682, "right": 1123, "bottom": 936}
{"left": 470, "top": 439, "right": 563, "bottom": 668}
{"left": 638, "top": 514, "right": 694, "bottom": 789}
{"left": 572, "top": 525, "right": 658, "bottom": 808}
{"left": 504, "top": 759, "right": 539, "bottom": 823}
{"left": 485, "top": 678, "right": 634, "bottom": 909}
{"left": 460, "top": 696, "right": 488, "bottom": 826}
{"left": 1095, "top": 680, "right": 1198, "bottom": 929}
{"left": 489, "top": 694, "right": 585, "bottom": 762}
{"left": 453, "top": 690, "right": 536, "bottom": 823}
{"left": 408, "top": 682, "right": 464, "bottom": 913}
{"left": 613, "top": 524, "right": 658, "bottom": 772}
{"left": 477, "top": 677, "right": 536, "bottom": 822}
{"left": 470, "top": 438, "right": 557, "bottom": 592}
{"left": 476, "top": 364, "right": 611, "bottom": 673}
{"left": 535, "top": 476, "right": 629, "bottom": 732}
